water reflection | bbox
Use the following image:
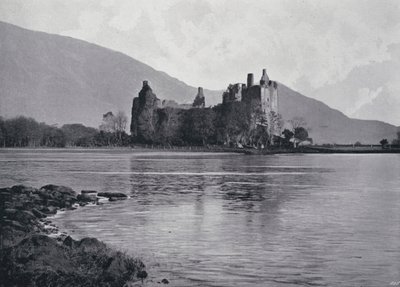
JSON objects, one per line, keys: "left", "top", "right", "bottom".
{"left": 1, "top": 150, "right": 399, "bottom": 287}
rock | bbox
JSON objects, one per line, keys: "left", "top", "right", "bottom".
{"left": 137, "top": 270, "right": 148, "bottom": 281}
{"left": 77, "top": 192, "right": 97, "bottom": 202}
{"left": 0, "top": 184, "right": 148, "bottom": 287}
{"left": 81, "top": 190, "right": 97, "bottom": 194}
{"left": 3, "top": 219, "right": 27, "bottom": 231}
{"left": 1, "top": 225, "right": 27, "bottom": 247}
{"left": 98, "top": 192, "right": 127, "bottom": 199}
{"left": 161, "top": 278, "right": 169, "bottom": 284}
{"left": 39, "top": 184, "right": 77, "bottom": 197}
{"left": 45, "top": 206, "right": 58, "bottom": 214}
{"left": 31, "top": 208, "right": 47, "bottom": 218}
{"left": 3, "top": 208, "right": 17, "bottom": 215}
{"left": 57, "top": 232, "right": 68, "bottom": 242}
{"left": 108, "top": 196, "right": 127, "bottom": 202}
{"left": 76, "top": 237, "right": 107, "bottom": 253}
{"left": 63, "top": 235, "right": 76, "bottom": 248}
{"left": 4, "top": 208, "right": 37, "bottom": 224}
{"left": 11, "top": 185, "right": 37, "bottom": 194}
{"left": 36, "top": 185, "right": 78, "bottom": 208}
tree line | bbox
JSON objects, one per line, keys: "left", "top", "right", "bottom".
{"left": 143, "top": 101, "right": 311, "bottom": 149}
{"left": 0, "top": 111, "right": 129, "bottom": 148}
{"left": 0, "top": 108, "right": 311, "bottom": 149}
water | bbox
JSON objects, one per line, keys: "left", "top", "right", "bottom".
{"left": 1, "top": 149, "right": 399, "bottom": 286}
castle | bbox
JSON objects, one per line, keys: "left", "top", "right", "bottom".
{"left": 130, "top": 68, "right": 280, "bottom": 146}
{"left": 222, "top": 68, "right": 279, "bottom": 123}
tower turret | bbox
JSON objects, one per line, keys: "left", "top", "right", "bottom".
{"left": 260, "top": 68, "right": 270, "bottom": 86}
{"left": 193, "top": 87, "right": 205, "bottom": 108}
{"left": 247, "top": 73, "right": 254, "bottom": 87}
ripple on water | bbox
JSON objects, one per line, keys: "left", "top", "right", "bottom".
{"left": 2, "top": 150, "right": 400, "bottom": 287}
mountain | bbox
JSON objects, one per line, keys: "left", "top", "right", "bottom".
{"left": 0, "top": 21, "right": 398, "bottom": 144}
{"left": 278, "top": 84, "right": 398, "bottom": 144}
{"left": 0, "top": 21, "right": 221, "bottom": 128}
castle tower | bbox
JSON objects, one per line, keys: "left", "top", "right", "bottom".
{"left": 197, "top": 87, "right": 204, "bottom": 97}
{"left": 247, "top": 73, "right": 254, "bottom": 87}
{"left": 259, "top": 68, "right": 278, "bottom": 118}
{"left": 193, "top": 87, "right": 205, "bottom": 108}
{"left": 260, "top": 69, "right": 270, "bottom": 86}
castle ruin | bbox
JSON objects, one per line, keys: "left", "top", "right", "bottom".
{"left": 222, "top": 68, "right": 278, "bottom": 120}
{"left": 130, "top": 68, "right": 280, "bottom": 146}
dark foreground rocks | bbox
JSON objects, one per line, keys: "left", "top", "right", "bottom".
{"left": 98, "top": 192, "right": 128, "bottom": 201}
{"left": 0, "top": 185, "right": 146, "bottom": 287}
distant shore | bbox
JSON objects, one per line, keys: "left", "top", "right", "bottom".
{"left": 1, "top": 145, "right": 400, "bottom": 154}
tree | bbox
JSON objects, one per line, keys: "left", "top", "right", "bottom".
{"left": 41, "top": 125, "right": 66, "bottom": 147}
{"left": 294, "top": 127, "right": 309, "bottom": 141}
{"left": 114, "top": 111, "right": 128, "bottom": 133}
{"left": 182, "top": 108, "right": 216, "bottom": 145}
{"left": 282, "top": 129, "right": 294, "bottom": 146}
{"left": 287, "top": 117, "right": 309, "bottom": 148}
{"left": 289, "top": 117, "right": 307, "bottom": 131}
{"left": 267, "top": 111, "right": 283, "bottom": 145}
{"left": 99, "top": 112, "right": 116, "bottom": 133}
{"left": 380, "top": 138, "right": 388, "bottom": 148}
{"left": 213, "top": 102, "right": 250, "bottom": 146}
{"left": 99, "top": 111, "right": 129, "bottom": 145}
{"left": 114, "top": 111, "right": 128, "bottom": 142}
{"left": 0, "top": 117, "right": 5, "bottom": 147}
{"left": 294, "top": 127, "right": 309, "bottom": 147}
{"left": 391, "top": 131, "right": 400, "bottom": 146}
{"left": 61, "top": 124, "right": 98, "bottom": 147}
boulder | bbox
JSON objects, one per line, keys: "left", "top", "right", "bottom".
{"left": 0, "top": 184, "right": 148, "bottom": 287}
{"left": 3, "top": 208, "right": 37, "bottom": 224}
{"left": 36, "top": 185, "right": 78, "bottom": 208}
{"left": 81, "top": 190, "right": 97, "bottom": 194}
{"left": 76, "top": 237, "right": 107, "bottom": 253}
{"left": 31, "top": 208, "right": 47, "bottom": 218}
{"left": 11, "top": 185, "right": 37, "bottom": 194}
{"left": 3, "top": 219, "right": 27, "bottom": 231}
{"left": 63, "top": 235, "right": 76, "bottom": 248}
{"left": 77, "top": 192, "right": 97, "bottom": 202}
{"left": 39, "top": 185, "right": 77, "bottom": 197}
{"left": 108, "top": 197, "right": 127, "bottom": 202}
{"left": 98, "top": 192, "right": 127, "bottom": 199}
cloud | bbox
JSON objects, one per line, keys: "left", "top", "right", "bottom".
{"left": 307, "top": 42, "right": 400, "bottom": 125}
{"left": 352, "top": 88, "right": 400, "bottom": 125}
{"left": 350, "top": 87, "right": 383, "bottom": 115}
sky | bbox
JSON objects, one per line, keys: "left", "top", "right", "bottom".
{"left": 1, "top": 0, "right": 400, "bottom": 125}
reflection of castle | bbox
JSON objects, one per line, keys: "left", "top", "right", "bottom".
{"left": 222, "top": 69, "right": 278, "bottom": 118}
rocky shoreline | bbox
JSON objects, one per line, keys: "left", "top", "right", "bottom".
{"left": 0, "top": 184, "right": 147, "bottom": 287}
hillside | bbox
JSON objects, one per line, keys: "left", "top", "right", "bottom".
{"left": 0, "top": 21, "right": 398, "bottom": 144}
{"left": 278, "top": 84, "right": 398, "bottom": 144}
{"left": 0, "top": 22, "right": 221, "bottom": 127}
